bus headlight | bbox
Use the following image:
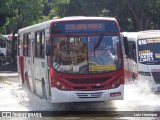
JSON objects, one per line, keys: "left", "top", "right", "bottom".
{"left": 56, "top": 81, "right": 61, "bottom": 86}
{"left": 111, "top": 77, "right": 123, "bottom": 88}
{"left": 61, "top": 86, "right": 65, "bottom": 90}
{"left": 139, "top": 71, "right": 151, "bottom": 76}
{"left": 52, "top": 79, "right": 70, "bottom": 90}
{"left": 112, "top": 84, "right": 116, "bottom": 88}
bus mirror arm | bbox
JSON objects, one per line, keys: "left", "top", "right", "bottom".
{"left": 123, "top": 36, "right": 129, "bottom": 57}
{"left": 46, "top": 44, "right": 51, "bottom": 56}
{"left": 130, "top": 50, "right": 135, "bottom": 58}
{"left": 130, "top": 50, "right": 137, "bottom": 62}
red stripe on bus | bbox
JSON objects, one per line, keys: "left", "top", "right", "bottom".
{"left": 19, "top": 56, "right": 24, "bottom": 84}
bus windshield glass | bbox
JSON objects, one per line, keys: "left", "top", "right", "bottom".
{"left": 0, "top": 40, "right": 6, "bottom": 48}
{"left": 52, "top": 35, "right": 121, "bottom": 74}
{"left": 138, "top": 38, "right": 160, "bottom": 64}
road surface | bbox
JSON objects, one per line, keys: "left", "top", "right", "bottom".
{"left": 0, "top": 71, "right": 160, "bottom": 120}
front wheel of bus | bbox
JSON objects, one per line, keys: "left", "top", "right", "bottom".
{"left": 132, "top": 73, "right": 136, "bottom": 80}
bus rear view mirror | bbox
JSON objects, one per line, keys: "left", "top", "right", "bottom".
{"left": 46, "top": 44, "right": 51, "bottom": 56}
{"left": 123, "top": 36, "right": 129, "bottom": 57}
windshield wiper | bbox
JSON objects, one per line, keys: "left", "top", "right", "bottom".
{"left": 94, "top": 34, "right": 104, "bottom": 50}
{"left": 94, "top": 34, "right": 104, "bottom": 58}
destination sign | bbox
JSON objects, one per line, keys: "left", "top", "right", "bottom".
{"left": 138, "top": 38, "right": 160, "bottom": 45}
{"left": 52, "top": 20, "right": 119, "bottom": 34}
{"left": 147, "top": 38, "right": 160, "bottom": 43}
{"left": 65, "top": 23, "right": 105, "bottom": 32}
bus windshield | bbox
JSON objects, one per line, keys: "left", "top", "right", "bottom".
{"left": 0, "top": 40, "right": 6, "bottom": 48}
{"left": 52, "top": 35, "right": 121, "bottom": 74}
{"left": 138, "top": 38, "right": 160, "bottom": 65}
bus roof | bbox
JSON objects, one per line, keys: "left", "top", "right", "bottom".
{"left": 18, "top": 16, "right": 118, "bottom": 34}
{"left": 138, "top": 30, "right": 160, "bottom": 39}
{"left": 122, "top": 32, "right": 140, "bottom": 42}
{"left": 55, "top": 16, "right": 117, "bottom": 21}
{"left": 122, "top": 30, "right": 160, "bottom": 42}
{"left": 18, "top": 20, "right": 52, "bottom": 34}
{"left": 139, "top": 30, "right": 160, "bottom": 33}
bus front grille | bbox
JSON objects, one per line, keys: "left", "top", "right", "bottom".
{"left": 65, "top": 77, "right": 110, "bottom": 84}
{"left": 76, "top": 92, "right": 103, "bottom": 98}
{"left": 151, "top": 72, "right": 160, "bottom": 84}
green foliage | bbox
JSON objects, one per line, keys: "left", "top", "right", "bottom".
{"left": 0, "top": 0, "right": 46, "bottom": 34}
{"left": 0, "top": 0, "right": 13, "bottom": 28}
{"left": 0, "top": 0, "right": 160, "bottom": 33}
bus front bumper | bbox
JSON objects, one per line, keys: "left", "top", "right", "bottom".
{"left": 49, "top": 85, "right": 124, "bottom": 103}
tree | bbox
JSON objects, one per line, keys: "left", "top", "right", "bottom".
{"left": 105, "top": 0, "right": 160, "bottom": 31}
{"left": 0, "top": 0, "right": 14, "bottom": 33}
{"left": 6, "top": 0, "right": 45, "bottom": 65}
{"left": 47, "top": 0, "right": 109, "bottom": 18}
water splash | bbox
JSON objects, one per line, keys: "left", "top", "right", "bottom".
{"left": 113, "top": 79, "right": 160, "bottom": 111}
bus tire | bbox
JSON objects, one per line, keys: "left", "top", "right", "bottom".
{"left": 24, "top": 72, "right": 28, "bottom": 88}
{"left": 132, "top": 73, "right": 136, "bottom": 80}
{"left": 42, "top": 79, "right": 47, "bottom": 100}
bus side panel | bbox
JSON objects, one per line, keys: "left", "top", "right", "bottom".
{"left": 24, "top": 57, "right": 31, "bottom": 90}
{"left": 30, "top": 30, "right": 49, "bottom": 98}
{"left": 30, "top": 32, "right": 36, "bottom": 93}
{"left": 33, "top": 58, "right": 46, "bottom": 97}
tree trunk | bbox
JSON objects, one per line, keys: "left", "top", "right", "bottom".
{"left": 11, "top": 30, "right": 17, "bottom": 66}
{"left": 127, "top": 0, "right": 144, "bottom": 31}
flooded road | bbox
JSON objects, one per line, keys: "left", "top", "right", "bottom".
{"left": 0, "top": 72, "right": 160, "bottom": 120}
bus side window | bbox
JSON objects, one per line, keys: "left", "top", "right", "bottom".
{"left": 35, "top": 30, "right": 45, "bottom": 58}
{"left": 123, "top": 36, "right": 129, "bottom": 57}
{"left": 35, "top": 31, "right": 41, "bottom": 58}
{"left": 23, "top": 34, "right": 27, "bottom": 56}
{"left": 28, "top": 33, "right": 31, "bottom": 57}
{"left": 1, "top": 40, "right": 6, "bottom": 48}
{"left": 40, "top": 30, "right": 45, "bottom": 58}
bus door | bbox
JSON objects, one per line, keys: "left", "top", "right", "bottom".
{"left": 18, "top": 36, "right": 24, "bottom": 85}
{"left": 45, "top": 29, "right": 52, "bottom": 98}
{"left": 128, "top": 42, "right": 138, "bottom": 80}
{"left": 30, "top": 32, "right": 36, "bottom": 92}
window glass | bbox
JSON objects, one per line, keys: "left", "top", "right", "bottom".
{"left": 35, "top": 31, "right": 41, "bottom": 57}
{"left": 41, "top": 31, "right": 45, "bottom": 58}
{"left": 23, "top": 34, "right": 27, "bottom": 56}
{"left": 52, "top": 35, "right": 121, "bottom": 74}
{"left": 28, "top": 34, "right": 31, "bottom": 56}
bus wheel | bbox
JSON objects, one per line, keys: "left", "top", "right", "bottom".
{"left": 24, "top": 72, "right": 30, "bottom": 89}
{"left": 42, "top": 80, "right": 47, "bottom": 100}
{"left": 132, "top": 73, "right": 136, "bottom": 80}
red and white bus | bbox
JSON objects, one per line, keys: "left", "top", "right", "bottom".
{"left": 17, "top": 16, "right": 124, "bottom": 103}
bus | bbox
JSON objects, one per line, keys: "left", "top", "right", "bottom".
{"left": 122, "top": 32, "right": 139, "bottom": 82}
{"left": 0, "top": 34, "right": 18, "bottom": 56}
{"left": 0, "top": 35, "right": 12, "bottom": 56}
{"left": 122, "top": 30, "right": 160, "bottom": 91}
{"left": 17, "top": 16, "right": 124, "bottom": 103}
